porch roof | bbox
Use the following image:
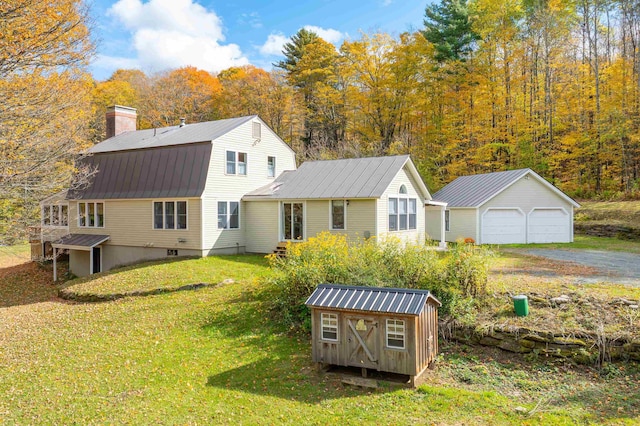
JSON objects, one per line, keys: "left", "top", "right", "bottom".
{"left": 52, "top": 234, "right": 110, "bottom": 251}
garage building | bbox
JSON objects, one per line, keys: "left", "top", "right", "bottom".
{"left": 425, "top": 168, "right": 580, "bottom": 245}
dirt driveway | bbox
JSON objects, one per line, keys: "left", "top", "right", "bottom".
{"left": 508, "top": 248, "right": 640, "bottom": 286}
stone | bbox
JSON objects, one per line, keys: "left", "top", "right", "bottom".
{"left": 630, "top": 305, "right": 639, "bottom": 309}
{"left": 610, "top": 298, "right": 637, "bottom": 306}
{"left": 514, "top": 406, "right": 528, "bottom": 414}
{"left": 553, "top": 336, "right": 588, "bottom": 347}
{"left": 519, "top": 339, "right": 537, "bottom": 349}
{"left": 479, "top": 336, "right": 501, "bottom": 347}
{"left": 498, "top": 338, "right": 533, "bottom": 353}
{"left": 550, "top": 295, "right": 571, "bottom": 304}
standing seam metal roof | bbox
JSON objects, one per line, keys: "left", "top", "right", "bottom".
{"left": 432, "top": 169, "right": 532, "bottom": 207}
{"left": 52, "top": 234, "right": 110, "bottom": 248}
{"left": 305, "top": 284, "right": 441, "bottom": 315}
{"left": 88, "top": 115, "right": 256, "bottom": 153}
{"left": 245, "top": 155, "right": 418, "bottom": 199}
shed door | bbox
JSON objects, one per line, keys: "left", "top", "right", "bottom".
{"left": 528, "top": 208, "right": 570, "bottom": 243}
{"left": 481, "top": 208, "right": 526, "bottom": 244}
{"left": 346, "top": 316, "right": 378, "bottom": 369}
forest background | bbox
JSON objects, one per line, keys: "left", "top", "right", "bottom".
{"left": 2, "top": 0, "right": 640, "bottom": 244}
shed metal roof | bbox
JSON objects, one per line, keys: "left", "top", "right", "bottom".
{"left": 245, "top": 155, "right": 430, "bottom": 200}
{"left": 89, "top": 115, "right": 256, "bottom": 153}
{"left": 67, "top": 142, "right": 211, "bottom": 200}
{"left": 305, "top": 284, "right": 441, "bottom": 316}
{"left": 52, "top": 234, "right": 110, "bottom": 250}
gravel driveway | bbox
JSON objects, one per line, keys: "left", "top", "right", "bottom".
{"left": 514, "top": 249, "right": 640, "bottom": 285}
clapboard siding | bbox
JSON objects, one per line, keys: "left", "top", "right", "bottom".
{"left": 480, "top": 176, "right": 573, "bottom": 215}
{"left": 378, "top": 166, "right": 427, "bottom": 242}
{"left": 244, "top": 201, "right": 280, "bottom": 253}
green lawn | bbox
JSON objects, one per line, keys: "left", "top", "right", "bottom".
{"left": 505, "top": 235, "right": 640, "bottom": 254}
{"left": 1, "top": 254, "right": 639, "bottom": 424}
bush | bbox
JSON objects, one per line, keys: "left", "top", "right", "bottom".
{"left": 264, "top": 233, "right": 494, "bottom": 331}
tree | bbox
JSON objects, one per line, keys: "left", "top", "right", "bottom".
{"left": 423, "top": 0, "right": 478, "bottom": 63}
{"left": 0, "top": 0, "right": 94, "bottom": 245}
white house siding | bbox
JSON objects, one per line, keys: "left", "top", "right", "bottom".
{"left": 479, "top": 177, "right": 573, "bottom": 244}
{"left": 445, "top": 208, "right": 478, "bottom": 242}
{"left": 305, "top": 199, "right": 377, "bottom": 243}
{"left": 201, "top": 117, "right": 296, "bottom": 253}
{"left": 244, "top": 200, "right": 280, "bottom": 253}
{"left": 377, "top": 166, "right": 426, "bottom": 243}
{"left": 424, "top": 207, "right": 441, "bottom": 241}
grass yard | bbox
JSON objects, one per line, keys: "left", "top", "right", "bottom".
{"left": 506, "top": 234, "right": 640, "bottom": 254}
{"left": 1, "top": 250, "right": 640, "bottom": 424}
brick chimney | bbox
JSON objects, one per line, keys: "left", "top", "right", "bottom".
{"left": 105, "top": 105, "right": 137, "bottom": 139}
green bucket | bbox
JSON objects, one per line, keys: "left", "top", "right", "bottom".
{"left": 513, "top": 295, "right": 529, "bottom": 317}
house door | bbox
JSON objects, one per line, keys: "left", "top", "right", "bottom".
{"left": 346, "top": 316, "right": 378, "bottom": 369}
{"left": 282, "top": 202, "right": 303, "bottom": 240}
{"left": 92, "top": 247, "right": 101, "bottom": 274}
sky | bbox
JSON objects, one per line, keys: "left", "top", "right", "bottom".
{"left": 90, "top": 0, "right": 429, "bottom": 80}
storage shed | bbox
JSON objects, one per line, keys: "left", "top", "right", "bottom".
{"left": 305, "top": 284, "right": 441, "bottom": 386}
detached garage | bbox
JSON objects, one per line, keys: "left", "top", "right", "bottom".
{"left": 425, "top": 169, "right": 580, "bottom": 245}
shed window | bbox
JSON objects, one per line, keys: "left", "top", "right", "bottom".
{"left": 321, "top": 313, "right": 338, "bottom": 341}
{"left": 386, "top": 319, "right": 405, "bottom": 349}
{"left": 331, "top": 200, "right": 345, "bottom": 230}
{"left": 445, "top": 210, "right": 450, "bottom": 232}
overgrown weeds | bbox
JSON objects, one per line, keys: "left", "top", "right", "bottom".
{"left": 263, "top": 232, "right": 493, "bottom": 331}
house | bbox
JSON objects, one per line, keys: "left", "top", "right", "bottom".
{"left": 50, "top": 105, "right": 297, "bottom": 279}
{"left": 30, "top": 190, "right": 69, "bottom": 260}
{"left": 242, "top": 155, "right": 435, "bottom": 253}
{"left": 305, "top": 283, "right": 441, "bottom": 387}
{"left": 48, "top": 106, "right": 441, "bottom": 280}
{"left": 425, "top": 168, "right": 580, "bottom": 245}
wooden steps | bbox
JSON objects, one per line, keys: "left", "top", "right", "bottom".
{"left": 273, "top": 242, "right": 288, "bottom": 257}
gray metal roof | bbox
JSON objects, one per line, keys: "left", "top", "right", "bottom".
{"left": 432, "top": 168, "right": 532, "bottom": 207}
{"left": 245, "top": 155, "right": 428, "bottom": 200}
{"left": 89, "top": 115, "right": 256, "bottom": 153}
{"left": 305, "top": 284, "right": 441, "bottom": 316}
{"left": 53, "top": 234, "right": 110, "bottom": 249}
{"left": 67, "top": 143, "right": 211, "bottom": 200}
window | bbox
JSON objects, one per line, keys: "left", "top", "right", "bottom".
{"left": 218, "top": 201, "right": 239, "bottom": 229}
{"left": 331, "top": 200, "right": 345, "bottom": 230}
{"left": 321, "top": 313, "right": 338, "bottom": 341}
{"left": 226, "top": 151, "right": 248, "bottom": 175}
{"left": 43, "top": 205, "right": 68, "bottom": 226}
{"left": 43, "top": 205, "right": 51, "bottom": 226}
{"left": 445, "top": 210, "right": 450, "bottom": 232}
{"left": 388, "top": 197, "right": 417, "bottom": 231}
{"left": 252, "top": 122, "right": 261, "bottom": 139}
{"left": 388, "top": 198, "right": 397, "bottom": 231}
{"left": 267, "top": 156, "right": 276, "bottom": 177}
{"left": 153, "top": 201, "right": 187, "bottom": 230}
{"left": 399, "top": 184, "right": 407, "bottom": 194}
{"left": 386, "top": 319, "right": 405, "bottom": 349}
{"left": 78, "top": 202, "right": 104, "bottom": 228}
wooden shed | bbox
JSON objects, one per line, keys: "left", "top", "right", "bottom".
{"left": 305, "top": 284, "right": 441, "bottom": 386}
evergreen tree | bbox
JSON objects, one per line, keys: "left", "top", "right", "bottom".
{"left": 423, "top": 0, "right": 478, "bottom": 62}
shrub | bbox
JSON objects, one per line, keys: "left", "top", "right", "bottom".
{"left": 264, "top": 232, "right": 493, "bottom": 330}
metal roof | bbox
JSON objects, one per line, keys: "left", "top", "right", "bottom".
{"left": 67, "top": 143, "right": 211, "bottom": 200}
{"left": 432, "top": 168, "right": 580, "bottom": 208}
{"left": 305, "top": 284, "right": 441, "bottom": 316}
{"left": 245, "top": 155, "right": 430, "bottom": 200}
{"left": 89, "top": 115, "right": 256, "bottom": 153}
{"left": 432, "top": 169, "right": 532, "bottom": 207}
{"left": 53, "top": 234, "right": 110, "bottom": 250}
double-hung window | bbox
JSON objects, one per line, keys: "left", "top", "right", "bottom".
{"left": 331, "top": 200, "right": 345, "bottom": 230}
{"left": 386, "top": 319, "right": 405, "bottom": 349}
{"left": 321, "top": 313, "right": 338, "bottom": 341}
{"left": 445, "top": 210, "right": 450, "bottom": 232}
{"left": 218, "top": 201, "right": 239, "bottom": 229}
{"left": 78, "top": 202, "right": 104, "bottom": 228}
{"left": 267, "top": 156, "right": 276, "bottom": 178}
{"left": 153, "top": 201, "right": 187, "bottom": 229}
{"left": 388, "top": 195, "right": 417, "bottom": 232}
{"left": 226, "top": 151, "right": 247, "bottom": 175}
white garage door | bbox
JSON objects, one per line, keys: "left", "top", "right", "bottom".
{"left": 528, "top": 208, "right": 570, "bottom": 243}
{"left": 481, "top": 209, "right": 526, "bottom": 244}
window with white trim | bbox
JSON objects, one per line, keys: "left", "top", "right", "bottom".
{"left": 153, "top": 201, "right": 187, "bottom": 230}
{"left": 389, "top": 197, "right": 417, "bottom": 231}
{"left": 226, "top": 150, "right": 247, "bottom": 175}
{"left": 386, "top": 319, "right": 405, "bottom": 349}
{"left": 78, "top": 202, "right": 104, "bottom": 228}
{"left": 218, "top": 201, "right": 239, "bottom": 229}
{"left": 331, "top": 200, "right": 345, "bottom": 230}
{"left": 321, "top": 312, "right": 338, "bottom": 341}
{"left": 445, "top": 210, "right": 450, "bottom": 232}
{"left": 267, "top": 156, "right": 276, "bottom": 178}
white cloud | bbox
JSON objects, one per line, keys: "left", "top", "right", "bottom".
{"left": 259, "top": 33, "right": 288, "bottom": 56}
{"left": 107, "top": 0, "right": 248, "bottom": 73}
{"left": 238, "top": 12, "right": 262, "bottom": 29}
{"left": 303, "top": 25, "right": 344, "bottom": 44}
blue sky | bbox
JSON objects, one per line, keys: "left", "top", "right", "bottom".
{"left": 90, "top": 0, "right": 429, "bottom": 80}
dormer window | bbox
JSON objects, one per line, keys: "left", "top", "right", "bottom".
{"left": 226, "top": 151, "right": 248, "bottom": 176}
